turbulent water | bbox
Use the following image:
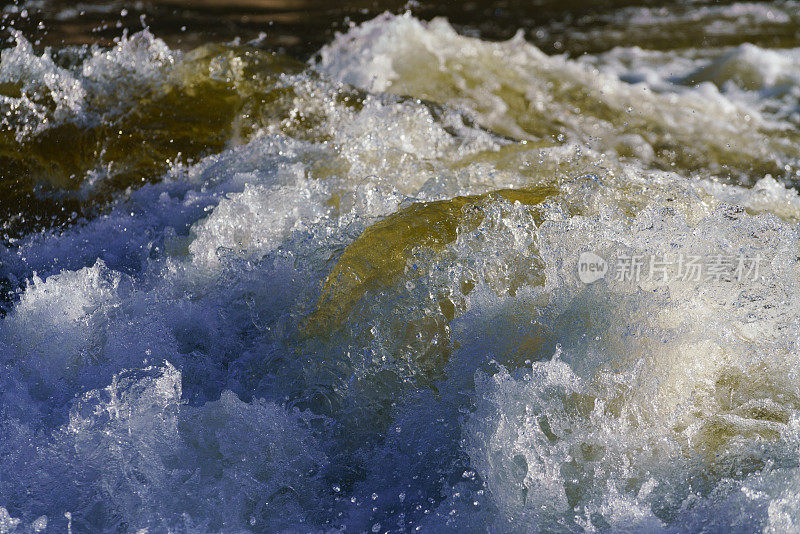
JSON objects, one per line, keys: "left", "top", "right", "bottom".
{"left": 2, "top": 2, "right": 800, "bottom": 532}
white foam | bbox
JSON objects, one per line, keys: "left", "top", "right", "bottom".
{"left": 0, "top": 30, "right": 180, "bottom": 141}
{"left": 316, "top": 14, "right": 800, "bottom": 180}
{"left": 0, "top": 30, "right": 86, "bottom": 139}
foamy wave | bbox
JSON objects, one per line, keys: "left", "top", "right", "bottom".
{"left": 317, "top": 13, "right": 800, "bottom": 182}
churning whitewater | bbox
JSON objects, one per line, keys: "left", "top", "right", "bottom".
{"left": 2, "top": 7, "right": 800, "bottom": 533}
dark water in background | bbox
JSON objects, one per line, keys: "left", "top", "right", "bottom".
{"left": 3, "top": 1, "right": 800, "bottom": 532}
{"left": 6, "top": 0, "right": 800, "bottom": 56}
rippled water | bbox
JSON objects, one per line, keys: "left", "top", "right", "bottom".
{"left": 2, "top": 1, "right": 800, "bottom": 532}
